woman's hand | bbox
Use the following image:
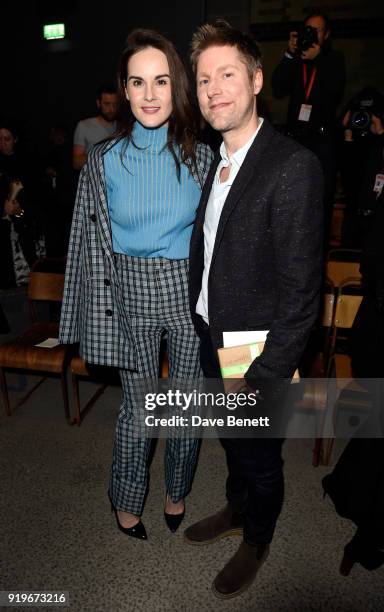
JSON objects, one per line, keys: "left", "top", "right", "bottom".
{"left": 8, "top": 179, "right": 24, "bottom": 201}
{"left": 3, "top": 198, "right": 22, "bottom": 217}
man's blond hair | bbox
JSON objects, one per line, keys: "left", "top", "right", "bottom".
{"left": 190, "top": 20, "right": 262, "bottom": 78}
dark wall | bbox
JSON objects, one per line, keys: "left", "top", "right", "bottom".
{"left": 1, "top": 2, "right": 205, "bottom": 148}
{"left": 2, "top": 2, "right": 383, "bottom": 150}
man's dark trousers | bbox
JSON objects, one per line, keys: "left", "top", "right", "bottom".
{"left": 199, "top": 323, "right": 284, "bottom": 546}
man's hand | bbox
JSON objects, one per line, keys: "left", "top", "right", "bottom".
{"left": 371, "top": 114, "right": 384, "bottom": 136}
{"left": 224, "top": 378, "right": 256, "bottom": 395}
{"left": 342, "top": 111, "right": 351, "bottom": 127}
{"left": 287, "top": 31, "right": 298, "bottom": 55}
{"left": 301, "top": 43, "right": 321, "bottom": 61}
{"left": 342, "top": 111, "right": 353, "bottom": 142}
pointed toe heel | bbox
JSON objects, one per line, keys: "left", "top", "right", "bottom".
{"left": 164, "top": 510, "right": 185, "bottom": 533}
{"left": 109, "top": 493, "right": 147, "bottom": 540}
{"left": 117, "top": 519, "right": 147, "bottom": 540}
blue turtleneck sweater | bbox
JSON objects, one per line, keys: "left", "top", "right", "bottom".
{"left": 103, "top": 122, "right": 201, "bottom": 258}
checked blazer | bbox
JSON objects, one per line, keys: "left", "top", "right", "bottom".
{"left": 59, "top": 137, "right": 213, "bottom": 370}
{"left": 189, "top": 119, "right": 324, "bottom": 384}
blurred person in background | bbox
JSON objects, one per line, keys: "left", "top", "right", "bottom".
{"left": 272, "top": 13, "right": 345, "bottom": 242}
{"left": 42, "top": 124, "right": 75, "bottom": 257}
{"left": 0, "top": 122, "right": 43, "bottom": 288}
{"left": 73, "top": 84, "right": 118, "bottom": 170}
{"left": 339, "top": 87, "right": 384, "bottom": 247}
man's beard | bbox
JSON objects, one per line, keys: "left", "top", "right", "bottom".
{"left": 100, "top": 111, "right": 115, "bottom": 123}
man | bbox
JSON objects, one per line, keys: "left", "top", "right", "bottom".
{"left": 271, "top": 13, "right": 345, "bottom": 238}
{"left": 340, "top": 88, "right": 384, "bottom": 247}
{"left": 184, "top": 21, "right": 323, "bottom": 599}
{"left": 271, "top": 13, "right": 345, "bottom": 147}
{"left": 73, "top": 84, "right": 117, "bottom": 170}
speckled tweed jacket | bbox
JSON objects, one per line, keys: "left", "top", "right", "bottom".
{"left": 59, "top": 137, "right": 213, "bottom": 370}
{"left": 189, "top": 118, "right": 324, "bottom": 383}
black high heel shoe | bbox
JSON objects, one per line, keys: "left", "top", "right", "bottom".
{"left": 109, "top": 494, "right": 147, "bottom": 540}
{"left": 164, "top": 496, "right": 185, "bottom": 533}
{"left": 164, "top": 510, "right": 185, "bottom": 533}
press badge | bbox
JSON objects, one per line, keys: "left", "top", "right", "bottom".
{"left": 298, "top": 104, "right": 312, "bottom": 122}
{"left": 373, "top": 173, "right": 384, "bottom": 195}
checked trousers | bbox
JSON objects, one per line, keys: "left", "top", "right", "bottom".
{"left": 109, "top": 255, "right": 202, "bottom": 515}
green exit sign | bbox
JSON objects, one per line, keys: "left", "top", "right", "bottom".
{"left": 43, "top": 24, "right": 65, "bottom": 40}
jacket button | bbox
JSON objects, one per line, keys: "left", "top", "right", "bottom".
{"left": 104, "top": 279, "right": 111, "bottom": 286}
{"left": 105, "top": 309, "right": 113, "bottom": 317}
{"left": 90, "top": 213, "right": 96, "bottom": 222}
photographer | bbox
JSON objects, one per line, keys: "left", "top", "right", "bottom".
{"left": 344, "top": 95, "right": 384, "bottom": 377}
{"left": 272, "top": 13, "right": 345, "bottom": 240}
{"left": 340, "top": 88, "right": 384, "bottom": 247}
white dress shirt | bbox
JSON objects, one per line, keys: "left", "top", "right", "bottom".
{"left": 196, "top": 118, "right": 264, "bottom": 324}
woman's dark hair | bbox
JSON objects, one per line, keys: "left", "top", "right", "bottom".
{"left": 116, "top": 29, "right": 200, "bottom": 179}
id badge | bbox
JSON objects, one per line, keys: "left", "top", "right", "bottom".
{"left": 298, "top": 104, "right": 312, "bottom": 122}
{"left": 373, "top": 173, "right": 384, "bottom": 195}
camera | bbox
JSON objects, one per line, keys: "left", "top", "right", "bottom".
{"left": 350, "top": 108, "right": 371, "bottom": 132}
{"left": 347, "top": 87, "right": 384, "bottom": 134}
{"left": 296, "top": 25, "right": 318, "bottom": 54}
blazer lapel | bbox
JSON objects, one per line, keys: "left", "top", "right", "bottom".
{"left": 210, "top": 120, "right": 274, "bottom": 268}
{"left": 88, "top": 138, "right": 120, "bottom": 270}
{"left": 99, "top": 139, "right": 119, "bottom": 257}
{"left": 196, "top": 153, "right": 220, "bottom": 228}
{"left": 190, "top": 152, "right": 220, "bottom": 258}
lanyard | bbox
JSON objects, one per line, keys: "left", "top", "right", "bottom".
{"left": 302, "top": 64, "right": 317, "bottom": 102}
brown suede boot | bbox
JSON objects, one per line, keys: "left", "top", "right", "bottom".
{"left": 183, "top": 504, "right": 243, "bottom": 545}
{"left": 212, "top": 542, "right": 269, "bottom": 599}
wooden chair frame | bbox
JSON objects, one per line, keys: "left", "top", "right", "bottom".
{"left": 315, "top": 278, "right": 367, "bottom": 465}
{"left": 70, "top": 356, "right": 109, "bottom": 426}
{"left": 0, "top": 267, "right": 71, "bottom": 421}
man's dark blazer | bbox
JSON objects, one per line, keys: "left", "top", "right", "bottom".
{"left": 189, "top": 119, "right": 323, "bottom": 385}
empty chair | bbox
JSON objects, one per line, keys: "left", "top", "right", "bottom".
{"left": 327, "top": 278, "right": 363, "bottom": 378}
{"left": 0, "top": 264, "right": 71, "bottom": 421}
{"left": 326, "top": 248, "right": 362, "bottom": 288}
{"left": 319, "top": 278, "right": 368, "bottom": 465}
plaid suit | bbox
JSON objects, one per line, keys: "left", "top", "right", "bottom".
{"left": 59, "top": 136, "right": 213, "bottom": 513}
{"left": 59, "top": 137, "right": 212, "bottom": 368}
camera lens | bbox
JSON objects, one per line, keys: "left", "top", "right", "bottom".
{"left": 297, "top": 25, "right": 318, "bottom": 54}
{"left": 351, "top": 111, "right": 370, "bottom": 130}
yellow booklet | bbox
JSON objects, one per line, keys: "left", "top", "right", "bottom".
{"left": 218, "top": 342, "right": 300, "bottom": 382}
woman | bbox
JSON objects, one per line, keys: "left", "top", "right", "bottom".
{"left": 59, "top": 30, "right": 213, "bottom": 540}
{"left": 0, "top": 123, "right": 42, "bottom": 288}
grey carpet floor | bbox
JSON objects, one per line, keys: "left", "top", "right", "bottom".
{"left": 1, "top": 375, "right": 383, "bottom": 612}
